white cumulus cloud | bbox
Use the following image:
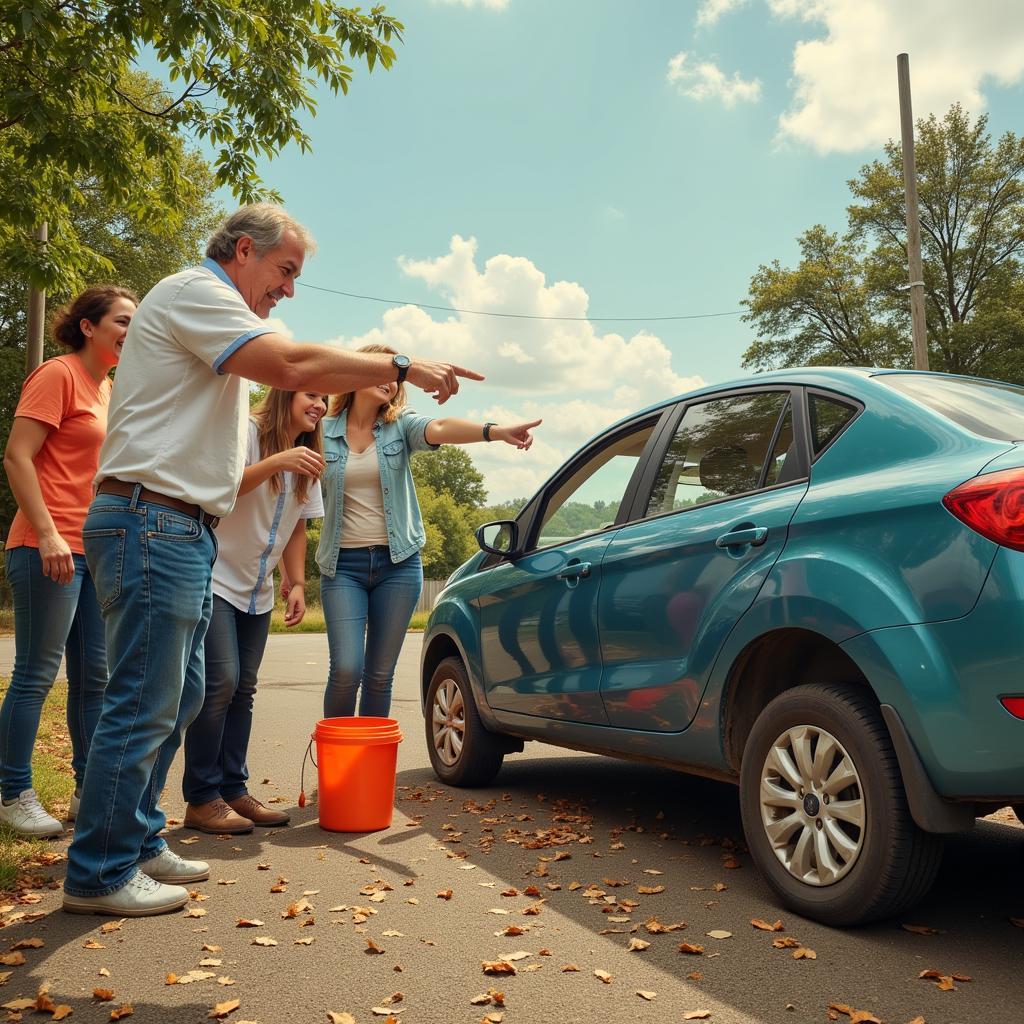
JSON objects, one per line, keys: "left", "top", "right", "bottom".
{"left": 697, "top": 0, "right": 750, "bottom": 27}
{"left": 667, "top": 51, "right": 762, "bottom": 106}
{"left": 432, "top": 0, "right": 509, "bottom": 9}
{"left": 332, "top": 236, "right": 704, "bottom": 501}
{"left": 769, "top": 0, "right": 1024, "bottom": 153}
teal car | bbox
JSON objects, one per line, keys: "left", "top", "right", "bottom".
{"left": 419, "top": 368, "right": 1024, "bottom": 925}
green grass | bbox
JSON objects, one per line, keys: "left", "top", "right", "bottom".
{"left": 270, "top": 600, "right": 428, "bottom": 634}
{"left": 0, "top": 678, "right": 74, "bottom": 893}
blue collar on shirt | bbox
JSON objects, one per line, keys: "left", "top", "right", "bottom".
{"left": 323, "top": 408, "right": 383, "bottom": 440}
{"left": 201, "top": 257, "right": 241, "bottom": 294}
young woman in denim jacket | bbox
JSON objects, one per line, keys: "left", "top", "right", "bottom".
{"left": 314, "top": 343, "right": 540, "bottom": 718}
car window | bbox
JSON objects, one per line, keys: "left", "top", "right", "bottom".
{"left": 809, "top": 394, "right": 857, "bottom": 455}
{"left": 645, "top": 391, "right": 789, "bottom": 517}
{"left": 879, "top": 374, "right": 1024, "bottom": 442}
{"left": 764, "top": 402, "right": 797, "bottom": 486}
{"left": 534, "top": 422, "right": 656, "bottom": 549}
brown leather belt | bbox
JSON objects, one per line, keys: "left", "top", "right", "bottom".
{"left": 96, "top": 479, "right": 220, "bottom": 529}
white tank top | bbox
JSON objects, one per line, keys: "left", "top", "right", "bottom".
{"left": 340, "top": 445, "right": 389, "bottom": 547}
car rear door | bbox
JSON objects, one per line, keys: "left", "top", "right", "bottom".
{"left": 598, "top": 388, "right": 810, "bottom": 731}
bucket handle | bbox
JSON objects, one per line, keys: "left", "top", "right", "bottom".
{"left": 298, "top": 735, "right": 318, "bottom": 808}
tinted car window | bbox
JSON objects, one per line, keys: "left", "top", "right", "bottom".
{"left": 764, "top": 402, "right": 797, "bottom": 486}
{"left": 645, "top": 391, "right": 788, "bottom": 517}
{"left": 809, "top": 394, "right": 857, "bottom": 455}
{"left": 535, "top": 421, "right": 656, "bottom": 549}
{"left": 880, "top": 374, "right": 1024, "bottom": 442}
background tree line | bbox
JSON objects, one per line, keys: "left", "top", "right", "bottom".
{"left": 743, "top": 105, "right": 1024, "bottom": 382}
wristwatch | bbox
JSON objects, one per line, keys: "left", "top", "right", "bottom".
{"left": 392, "top": 354, "right": 412, "bottom": 385}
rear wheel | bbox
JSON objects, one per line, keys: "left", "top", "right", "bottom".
{"left": 739, "top": 683, "right": 943, "bottom": 926}
{"left": 425, "top": 657, "right": 505, "bottom": 786}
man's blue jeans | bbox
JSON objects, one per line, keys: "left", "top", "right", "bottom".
{"left": 0, "top": 547, "right": 106, "bottom": 801}
{"left": 64, "top": 491, "right": 215, "bottom": 897}
{"left": 182, "top": 595, "right": 271, "bottom": 805}
{"left": 321, "top": 547, "right": 422, "bottom": 718}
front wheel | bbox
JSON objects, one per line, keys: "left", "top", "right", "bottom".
{"left": 425, "top": 657, "right": 505, "bottom": 787}
{"left": 739, "top": 683, "right": 943, "bottom": 926}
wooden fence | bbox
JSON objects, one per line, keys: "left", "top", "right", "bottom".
{"left": 416, "top": 579, "right": 447, "bottom": 614}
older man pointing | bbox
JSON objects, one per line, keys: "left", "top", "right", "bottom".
{"left": 63, "top": 204, "right": 481, "bottom": 916}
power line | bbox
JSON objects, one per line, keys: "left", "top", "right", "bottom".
{"left": 297, "top": 281, "right": 744, "bottom": 323}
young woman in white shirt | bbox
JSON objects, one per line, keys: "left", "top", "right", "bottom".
{"left": 181, "top": 389, "right": 327, "bottom": 834}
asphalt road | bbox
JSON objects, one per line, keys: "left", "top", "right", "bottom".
{"left": 0, "top": 632, "right": 1021, "bottom": 1024}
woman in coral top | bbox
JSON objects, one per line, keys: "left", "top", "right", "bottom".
{"left": 1, "top": 285, "right": 137, "bottom": 836}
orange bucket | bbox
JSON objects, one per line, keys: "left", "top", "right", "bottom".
{"left": 311, "top": 717, "right": 403, "bottom": 832}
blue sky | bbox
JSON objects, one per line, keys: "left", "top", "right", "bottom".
{"left": 191, "top": 0, "right": 1024, "bottom": 501}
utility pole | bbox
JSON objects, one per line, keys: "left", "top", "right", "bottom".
{"left": 24, "top": 222, "right": 48, "bottom": 375}
{"left": 896, "top": 53, "right": 929, "bottom": 371}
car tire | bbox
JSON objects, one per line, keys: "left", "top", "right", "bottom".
{"left": 425, "top": 656, "right": 505, "bottom": 787}
{"left": 739, "top": 683, "right": 943, "bottom": 926}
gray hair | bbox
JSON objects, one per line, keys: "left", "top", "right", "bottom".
{"left": 205, "top": 203, "right": 317, "bottom": 263}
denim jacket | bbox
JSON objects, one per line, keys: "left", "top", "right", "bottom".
{"left": 316, "top": 408, "right": 438, "bottom": 576}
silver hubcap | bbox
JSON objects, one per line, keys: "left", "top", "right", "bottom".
{"left": 758, "top": 725, "right": 865, "bottom": 887}
{"left": 431, "top": 677, "right": 466, "bottom": 767}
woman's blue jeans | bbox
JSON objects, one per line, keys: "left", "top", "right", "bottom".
{"left": 321, "top": 547, "right": 422, "bottom": 718}
{"left": 182, "top": 595, "right": 271, "bottom": 805}
{"left": 64, "top": 492, "right": 215, "bottom": 898}
{"left": 0, "top": 546, "right": 106, "bottom": 802}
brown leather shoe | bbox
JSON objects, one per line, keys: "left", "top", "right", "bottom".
{"left": 183, "top": 798, "right": 253, "bottom": 835}
{"left": 227, "top": 794, "right": 290, "bottom": 827}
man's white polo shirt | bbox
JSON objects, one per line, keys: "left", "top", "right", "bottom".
{"left": 97, "top": 259, "right": 274, "bottom": 517}
{"left": 214, "top": 420, "right": 324, "bottom": 615}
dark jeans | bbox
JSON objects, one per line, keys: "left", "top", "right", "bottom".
{"left": 182, "top": 595, "right": 271, "bottom": 805}
{"left": 321, "top": 547, "right": 422, "bottom": 718}
{"left": 0, "top": 546, "right": 106, "bottom": 801}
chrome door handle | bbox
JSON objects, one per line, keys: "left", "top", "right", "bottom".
{"left": 556, "top": 561, "right": 592, "bottom": 581}
{"left": 715, "top": 526, "right": 768, "bottom": 548}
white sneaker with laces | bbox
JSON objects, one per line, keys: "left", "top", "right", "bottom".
{"left": 63, "top": 869, "right": 188, "bottom": 917}
{"left": 68, "top": 790, "right": 80, "bottom": 822}
{"left": 0, "top": 789, "right": 63, "bottom": 837}
{"left": 137, "top": 847, "right": 210, "bottom": 884}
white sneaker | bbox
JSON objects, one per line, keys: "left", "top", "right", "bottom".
{"left": 137, "top": 847, "right": 210, "bottom": 884}
{"left": 68, "top": 790, "right": 80, "bottom": 822}
{"left": 0, "top": 789, "right": 63, "bottom": 837}
{"left": 63, "top": 869, "right": 188, "bottom": 917}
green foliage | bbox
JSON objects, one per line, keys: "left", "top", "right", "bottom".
{"left": 743, "top": 105, "right": 1024, "bottom": 382}
{"left": 411, "top": 447, "right": 488, "bottom": 509}
{"left": 1, "top": 2, "right": 402, "bottom": 290}
{"left": 417, "top": 483, "right": 476, "bottom": 580}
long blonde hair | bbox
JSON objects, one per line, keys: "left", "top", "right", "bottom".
{"left": 329, "top": 343, "right": 409, "bottom": 423}
{"left": 251, "top": 389, "right": 324, "bottom": 502}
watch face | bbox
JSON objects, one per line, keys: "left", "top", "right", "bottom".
{"left": 393, "top": 355, "right": 412, "bottom": 369}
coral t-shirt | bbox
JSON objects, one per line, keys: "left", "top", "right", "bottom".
{"left": 5, "top": 354, "right": 111, "bottom": 555}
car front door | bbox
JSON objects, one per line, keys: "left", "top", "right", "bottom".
{"left": 598, "top": 389, "right": 810, "bottom": 731}
{"left": 476, "top": 415, "right": 665, "bottom": 722}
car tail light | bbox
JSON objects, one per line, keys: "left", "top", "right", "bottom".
{"left": 942, "top": 468, "right": 1024, "bottom": 551}
{"left": 1001, "top": 696, "right": 1024, "bottom": 720}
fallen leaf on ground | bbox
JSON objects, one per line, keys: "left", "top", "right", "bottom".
{"left": 561, "top": 964, "right": 580, "bottom": 972}
{"left": 93, "top": 989, "right": 115, "bottom": 1002}
{"left": 52, "top": 1006, "right": 73, "bottom": 1021}
{"left": 482, "top": 961, "right": 516, "bottom": 976}
{"left": 185, "top": 908, "right": 207, "bottom": 918}
{"left": 366, "top": 939, "right": 385, "bottom": 955}
{"left": 9, "top": 939, "right": 42, "bottom": 950}
{"left": 83, "top": 940, "right": 104, "bottom": 949}
{"left": 636, "top": 991, "right": 657, "bottom": 1001}
{"left": 470, "top": 995, "right": 492, "bottom": 1006}
{"left": 382, "top": 931, "right": 405, "bottom": 938}
{"left": 370, "top": 1008, "right": 401, "bottom": 1017}
{"left": 235, "top": 920, "right": 264, "bottom": 928}
{"left": 684, "top": 1013, "right": 711, "bottom": 1021}
{"left": 711, "top": 882, "right": 727, "bottom": 892}
{"left": 218, "top": 978, "right": 235, "bottom": 986}
{"left": 792, "top": 947, "right": 817, "bottom": 960}
{"left": 637, "top": 885, "right": 664, "bottom": 895}
{"left": 0, "top": 953, "right": 25, "bottom": 966}
{"left": 722, "top": 856, "right": 741, "bottom": 869}
{"left": 919, "top": 969, "right": 958, "bottom": 990}
{"left": 99, "top": 920, "right": 125, "bottom": 935}
{"left": 706, "top": 930, "right": 732, "bottom": 940}
{"left": 202, "top": 944, "right": 221, "bottom": 953}
{"left": 902, "top": 923, "right": 943, "bottom": 935}
{"left": 627, "top": 938, "right": 650, "bottom": 951}
{"left": 645, "top": 917, "right": 685, "bottom": 934}
{"left": 1, "top": 998, "right": 35, "bottom": 1011}
{"left": 99, "top": 968, "right": 111, "bottom": 977}
{"left": 109, "top": 1007, "right": 134, "bottom": 1021}
{"left": 208, "top": 998, "right": 240, "bottom": 1019}
{"left": 200, "top": 959, "right": 222, "bottom": 967}
{"left": 327, "top": 1014, "right": 356, "bottom": 1024}
{"left": 678, "top": 943, "right": 705, "bottom": 955}
{"left": 252, "top": 937, "right": 278, "bottom": 947}
{"left": 751, "top": 919, "right": 784, "bottom": 932}
{"left": 594, "top": 970, "right": 613, "bottom": 984}
{"left": 436, "top": 890, "right": 453, "bottom": 901}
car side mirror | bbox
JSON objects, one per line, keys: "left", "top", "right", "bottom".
{"left": 476, "top": 520, "right": 518, "bottom": 557}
